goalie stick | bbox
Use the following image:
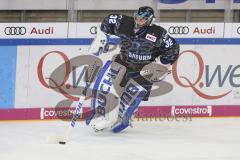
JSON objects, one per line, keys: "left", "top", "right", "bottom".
{"left": 47, "top": 26, "right": 108, "bottom": 144}
{"left": 47, "top": 81, "right": 88, "bottom": 144}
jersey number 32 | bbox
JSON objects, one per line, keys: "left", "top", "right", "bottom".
{"left": 109, "top": 15, "right": 118, "bottom": 24}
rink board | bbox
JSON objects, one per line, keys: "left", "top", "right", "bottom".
{"left": 0, "top": 22, "right": 240, "bottom": 119}
{"left": 13, "top": 45, "right": 240, "bottom": 107}
{"left": 0, "top": 42, "right": 239, "bottom": 120}
{"left": 1, "top": 106, "right": 240, "bottom": 120}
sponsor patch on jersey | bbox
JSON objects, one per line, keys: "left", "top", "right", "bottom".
{"left": 145, "top": 34, "right": 157, "bottom": 42}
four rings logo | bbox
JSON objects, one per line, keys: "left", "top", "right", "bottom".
{"left": 168, "top": 26, "right": 189, "bottom": 35}
{"left": 4, "top": 27, "right": 26, "bottom": 35}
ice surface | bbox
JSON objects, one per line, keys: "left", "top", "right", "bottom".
{"left": 0, "top": 118, "right": 240, "bottom": 160}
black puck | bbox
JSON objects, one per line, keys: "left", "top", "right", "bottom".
{"left": 59, "top": 141, "right": 66, "bottom": 144}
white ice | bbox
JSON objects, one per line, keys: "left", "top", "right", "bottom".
{"left": 0, "top": 118, "right": 240, "bottom": 160}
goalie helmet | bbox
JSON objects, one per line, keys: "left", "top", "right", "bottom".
{"left": 134, "top": 6, "right": 155, "bottom": 29}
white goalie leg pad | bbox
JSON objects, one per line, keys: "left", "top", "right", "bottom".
{"left": 90, "top": 79, "right": 147, "bottom": 132}
{"left": 87, "top": 60, "right": 126, "bottom": 131}
{"left": 89, "top": 106, "right": 119, "bottom": 131}
{"left": 111, "top": 79, "right": 147, "bottom": 133}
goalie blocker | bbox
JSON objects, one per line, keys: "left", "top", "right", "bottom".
{"left": 86, "top": 60, "right": 147, "bottom": 133}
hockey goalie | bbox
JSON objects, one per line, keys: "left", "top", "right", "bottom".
{"left": 87, "top": 6, "right": 180, "bottom": 133}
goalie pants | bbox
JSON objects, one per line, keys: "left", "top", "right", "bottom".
{"left": 113, "top": 54, "right": 153, "bottom": 101}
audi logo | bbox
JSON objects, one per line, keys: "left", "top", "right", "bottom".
{"left": 168, "top": 26, "right": 189, "bottom": 35}
{"left": 4, "top": 27, "right": 26, "bottom": 35}
{"left": 90, "top": 26, "right": 97, "bottom": 35}
{"left": 237, "top": 27, "right": 240, "bottom": 34}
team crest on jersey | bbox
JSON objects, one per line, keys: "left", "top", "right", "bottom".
{"left": 145, "top": 34, "right": 157, "bottom": 42}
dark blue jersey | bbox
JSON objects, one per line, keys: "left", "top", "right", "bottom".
{"left": 101, "top": 14, "right": 179, "bottom": 65}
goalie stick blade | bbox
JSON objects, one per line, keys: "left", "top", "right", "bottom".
{"left": 47, "top": 135, "right": 69, "bottom": 144}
